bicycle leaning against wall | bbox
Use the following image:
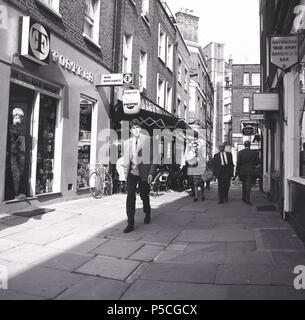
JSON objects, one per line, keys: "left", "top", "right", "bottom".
{"left": 89, "top": 163, "right": 113, "bottom": 199}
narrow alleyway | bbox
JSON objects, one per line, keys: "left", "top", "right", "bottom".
{"left": 0, "top": 183, "right": 305, "bottom": 300}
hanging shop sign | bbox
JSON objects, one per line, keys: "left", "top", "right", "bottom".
{"left": 51, "top": 50, "right": 94, "bottom": 83}
{"left": 250, "top": 114, "right": 264, "bottom": 121}
{"left": 20, "top": 16, "right": 51, "bottom": 65}
{"left": 270, "top": 35, "right": 299, "bottom": 71}
{"left": 242, "top": 125, "right": 256, "bottom": 136}
{"left": 123, "top": 89, "right": 140, "bottom": 114}
{"left": 253, "top": 93, "right": 279, "bottom": 111}
{"left": 97, "top": 73, "right": 134, "bottom": 86}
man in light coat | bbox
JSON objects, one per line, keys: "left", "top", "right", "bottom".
{"left": 123, "top": 119, "right": 157, "bottom": 233}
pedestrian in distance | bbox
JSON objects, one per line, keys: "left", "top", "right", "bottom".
{"left": 122, "top": 119, "right": 157, "bottom": 233}
{"left": 235, "top": 140, "right": 260, "bottom": 206}
{"left": 182, "top": 140, "right": 206, "bottom": 202}
{"left": 213, "top": 143, "right": 234, "bottom": 204}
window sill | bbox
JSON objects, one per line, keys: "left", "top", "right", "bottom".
{"left": 83, "top": 33, "right": 101, "bottom": 50}
{"left": 35, "top": 0, "right": 62, "bottom": 18}
{"left": 158, "top": 56, "right": 166, "bottom": 65}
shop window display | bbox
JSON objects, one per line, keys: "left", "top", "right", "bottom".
{"left": 36, "top": 95, "right": 57, "bottom": 194}
{"left": 77, "top": 99, "right": 93, "bottom": 189}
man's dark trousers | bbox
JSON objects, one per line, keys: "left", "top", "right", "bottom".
{"left": 241, "top": 175, "right": 252, "bottom": 203}
{"left": 126, "top": 173, "right": 150, "bottom": 227}
{"left": 218, "top": 176, "right": 231, "bottom": 202}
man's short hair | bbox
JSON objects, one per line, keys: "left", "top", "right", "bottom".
{"left": 129, "top": 119, "right": 141, "bottom": 129}
{"left": 244, "top": 141, "right": 251, "bottom": 148}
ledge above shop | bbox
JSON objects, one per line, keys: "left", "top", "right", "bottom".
{"left": 288, "top": 177, "right": 305, "bottom": 187}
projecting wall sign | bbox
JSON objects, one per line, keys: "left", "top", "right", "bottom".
{"left": 270, "top": 35, "right": 299, "bottom": 71}
{"left": 21, "top": 16, "right": 51, "bottom": 65}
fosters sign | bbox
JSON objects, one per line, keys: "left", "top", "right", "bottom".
{"left": 21, "top": 16, "right": 50, "bottom": 65}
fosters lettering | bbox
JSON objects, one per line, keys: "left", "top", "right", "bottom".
{"left": 51, "top": 50, "right": 94, "bottom": 83}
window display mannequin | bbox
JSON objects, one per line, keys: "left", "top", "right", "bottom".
{"left": 8, "top": 108, "right": 26, "bottom": 200}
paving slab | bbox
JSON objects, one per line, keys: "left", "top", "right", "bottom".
{"left": 225, "top": 285, "right": 298, "bottom": 300}
{"left": 0, "top": 290, "right": 44, "bottom": 300}
{"left": 47, "top": 234, "right": 109, "bottom": 254}
{"left": 211, "top": 230, "right": 255, "bottom": 242}
{"left": 139, "top": 230, "right": 180, "bottom": 246}
{"left": 0, "top": 244, "right": 59, "bottom": 264}
{"left": 271, "top": 252, "right": 305, "bottom": 266}
{"left": 0, "top": 239, "right": 22, "bottom": 253}
{"left": 129, "top": 244, "right": 165, "bottom": 262}
{"left": 5, "top": 228, "right": 70, "bottom": 246}
{"left": 140, "top": 262, "right": 218, "bottom": 284}
{"left": 256, "top": 229, "right": 305, "bottom": 251}
{"left": 75, "top": 255, "right": 141, "bottom": 281}
{"left": 56, "top": 276, "right": 129, "bottom": 300}
{"left": 91, "top": 239, "right": 143, "bottom": 259}
{"left": 9, "top": 266, "right": 83, "bottom": 299}
{"left": 174, "top": 230, "right": 214, "bottom": 242}
{"left": 37, "top": 252, "right": 94, "bottom": 272}
{"left": 121, "top": 280, "right": 227, "bottom": 300}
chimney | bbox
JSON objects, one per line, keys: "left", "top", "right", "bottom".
{"left": 175, "top": 9, "right": 199, "bottom": 43}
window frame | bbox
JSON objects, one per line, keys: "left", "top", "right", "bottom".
{"left": 122, "top": 33, "right": 133, "bottom": 74}
{"left": 165, "top": 82, "right": 173, "bottom": 113}
{"left": 139, "top": 51, "right": 147, "bottom": 91}
{"left": 243, "top": 97, "right": 250, "bottom": 113}
{"left": 157, "top": 74, "right": 165, "bottom": 108}
{"left": 36, "top": 0, "right": 62, "bottom": 18}
{"left": 166, "top": 37, "right": 174, "bottom": 71}
{"left": 243, "top": 73, "right": 250, "bottom": 86}
{"left": 158, "top": 24, "right": 166, "bottom": 63}
{"left": 83, "top": 0, "right": 101, "bottom": 47}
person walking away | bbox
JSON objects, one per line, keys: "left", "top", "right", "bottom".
{"left": 235, "top": 140, "right": 259, "bottom": 206}
{"left": 213, "top": 143, "right": 234, "bottom": 204}
{"left": 123, "top": 119, "right": 157, "bottom": 233}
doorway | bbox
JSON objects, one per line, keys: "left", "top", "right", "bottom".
{"left": 5, "top": 84, "right": 34, "bottom": 200}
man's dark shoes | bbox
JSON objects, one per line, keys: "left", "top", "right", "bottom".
{"left": 124, "top": 225, "right": 134, "bottom": 233}
{"left": 218, "top": 200, "right": 224, "bottom": 204}
{"left": 202, "top": 196, "right": 205, "bottom": 201}
{"left": 245, "top": 201, "right": 252, "bottom": 206}
{"left": 144, "top": 214, "right": 151, "bottom": 224}
{"left": 194, "top": 198, "right": 198, "bottom": 202}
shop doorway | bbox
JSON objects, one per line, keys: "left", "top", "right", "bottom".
{"left": 5, "top": 84, "right": 34, "bottom": 201}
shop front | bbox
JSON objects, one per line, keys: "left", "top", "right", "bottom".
{"left": 0, "top": 8, "right": 111, "bottom": 207}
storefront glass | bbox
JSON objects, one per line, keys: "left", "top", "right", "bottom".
{"left": 35, "top": 94, "right": 57, "bottom": 194}
{"left": 77, "top": 98, "right": 93, "bottom": 189}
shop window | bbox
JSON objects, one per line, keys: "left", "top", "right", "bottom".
{"left": 36, "top": 95, "right": 57, "bottom": 195}
{"left": 77, "top": 98, "right": 94, "bottom": 189}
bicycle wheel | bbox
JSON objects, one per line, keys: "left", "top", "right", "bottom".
{"left": 89, "top": 172, "right": 103, "bottom": 199}
{"left": 103, "top": 172, "right": 113, "bottom": 196}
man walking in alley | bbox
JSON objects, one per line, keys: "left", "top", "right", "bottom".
{"left": 123, "top": 119, "right": 157, "bottom": 233}
{"left": 235, "top": 140, "right": 260, "bottom": 206}
{"left": 213, "top": 143, "right": 234, "bottom": 204}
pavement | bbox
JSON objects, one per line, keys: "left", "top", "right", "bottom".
{"left": 0, "top": 182, "right": 305, "bottom": 300}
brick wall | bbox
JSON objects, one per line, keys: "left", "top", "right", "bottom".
{"left": 5, "top": 0, "right": 115, "bottom": 71}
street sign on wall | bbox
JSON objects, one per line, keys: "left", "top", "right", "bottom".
{"left": 270, "top": 35, "right": 299, "bottom": 71}
{"left": 97, "top": 73, "right": 134, "bottom": 86}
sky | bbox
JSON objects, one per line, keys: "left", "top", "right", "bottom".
{"left": 165, "top": 0, "right": 260, "bottom": 64}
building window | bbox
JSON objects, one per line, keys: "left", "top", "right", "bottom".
{"left": 177, "top": 98, "right": 181, "bottom": 118}
{"left": 243, "top": 73, "right": 250, "bottom": 86}
{"left": 84, "top": 0, "right": 101, "bottom": 44}
{"left": 37, "top": 0, "right": 60, "bottom": 14}
{"left": 139, "top": 51, "right": 147, "bottom": 90}
{"left": 142, "top": 0, "right": 149, "bottom": 18}
{"left": 122, "top": 34, "right": 133, "bottom": 73}
{"left": 167, "top": 38, "right": 173, "bottom": 71}
{"left": 165, "top": 83, "right": 172, "bottom": 113}
{"left": 184, "top": 68, "right": 188, "bottom": 91}
{"left": 157, "top": 74, "right": 165, "bottom": 108}
{"left": 77, "top": 98, "right": 94, "bottom": 189}
{"left": 158, "top": 24, "right": 166, "bottom": 62}
{"left": 177, "top": 57, "right": 182, "bottom": 84}
{"left": 243, "top": 97, "right": 250, "bottom": 113}
{"left": 184, "top": 103, "right": 187, "bottom": 121}
{"left": 252, "top": 73, "right": 260, "bottom": 86}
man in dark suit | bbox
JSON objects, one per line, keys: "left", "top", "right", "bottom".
{"left": 123, "top": 119, "right": 157, "bottom": 233}
{"left": 235, "top": 141, "right": 260, "bottom": 206}
{"left": 213, "top": 144, "right": 234, "bottom": 204}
